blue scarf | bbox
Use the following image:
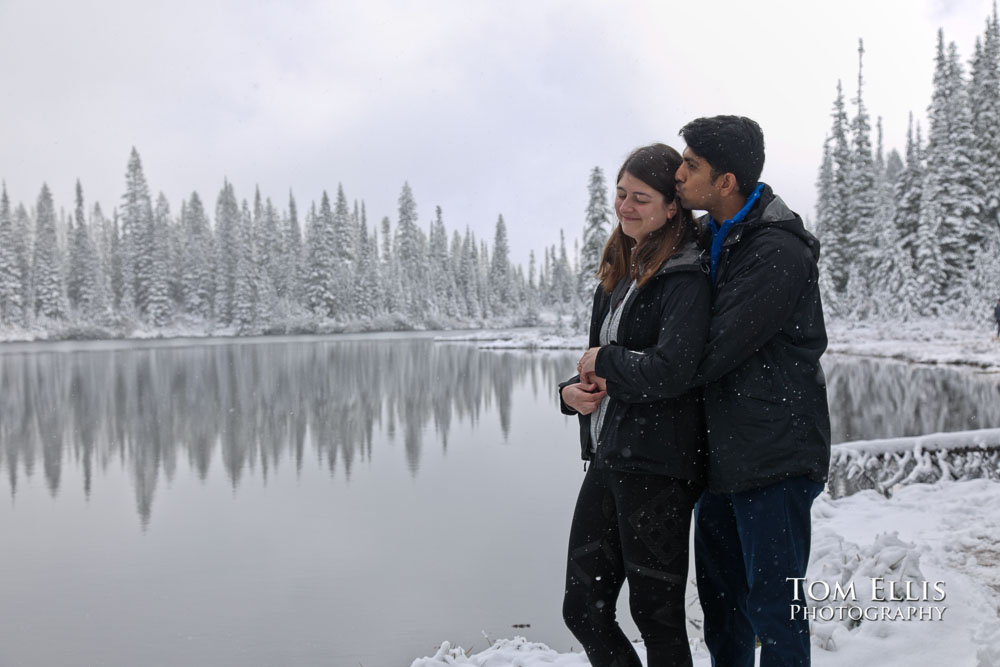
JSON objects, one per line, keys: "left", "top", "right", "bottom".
{"left": 707, "top": 183, "right": 764, "bottom": 283}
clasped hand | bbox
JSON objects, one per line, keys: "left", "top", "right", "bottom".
{"left": 562, "top": 347, "right": 606, "bottom": 415}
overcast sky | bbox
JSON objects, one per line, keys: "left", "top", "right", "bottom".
{"left": 0, "top": 0, "right": 993, "bottom": 265}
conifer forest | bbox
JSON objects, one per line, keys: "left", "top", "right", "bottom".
{"left": 815, "top": 13, "right": 1000, "bottom": 321}
{"left": 0, "top": 150, "right": 610, "bottom": 338}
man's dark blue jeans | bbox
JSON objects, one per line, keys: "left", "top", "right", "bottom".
{"left": 694, "top": 476, "right": 824, "bottom": 667}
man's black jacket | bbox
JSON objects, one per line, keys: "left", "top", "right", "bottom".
{"left": 559, "top": 242, "right": 710, "bottom": 482}
{"left": 694, "top": 184, "right": 831, "bottom": 493}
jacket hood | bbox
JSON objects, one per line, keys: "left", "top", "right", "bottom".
{"left": 653, "top": 239, "right": 705, "bottom": 277}
{"left": 744, "top": 183, "right": 821, "bottom": 261}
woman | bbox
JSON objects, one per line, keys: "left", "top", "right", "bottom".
{"left": 558, "top": 144, "right": 710, "bottom": 667}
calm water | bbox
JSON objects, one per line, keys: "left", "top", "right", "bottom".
{"left": 1, "top": 336, "right": 998, "bottom": 667}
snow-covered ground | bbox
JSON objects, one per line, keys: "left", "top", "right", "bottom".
{"left": 825, "top": 319, "right": 1000, "bottom": 372}
{"left": 410, "top": 480, "right": 1000, "bottom": 667}
{"left": 414, "top": 321, "right": 1000, "bottom": 666}
{"left": 437, "top": 318, "right": 1000, "bottom": 372}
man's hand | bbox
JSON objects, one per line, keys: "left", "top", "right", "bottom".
{"left": 561, "top": 381, "right": 607, "bottom": 415}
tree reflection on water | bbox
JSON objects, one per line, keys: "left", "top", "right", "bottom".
{"left": 0, "top": 338, "right": 576, "bottom": 525}
{"left": 1, "top": 341, "right": 998, "bottom": 525}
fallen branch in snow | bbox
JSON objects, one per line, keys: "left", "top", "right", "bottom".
{"left": 829, "top": 429, "right": 1000, "bottom": 497}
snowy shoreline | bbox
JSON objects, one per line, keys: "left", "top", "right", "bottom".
{"left": 4, "top": 318, "right": 999, "bottom": 373}
{"left": 410, "top": 480, "right": 1000, "bottom": 667}
{"left": 436, "top": 318, "right": 1000, "bottom": 372}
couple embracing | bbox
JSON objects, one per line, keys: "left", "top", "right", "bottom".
{"left": 559, "top": 115, "right": 832, "bottom": 667}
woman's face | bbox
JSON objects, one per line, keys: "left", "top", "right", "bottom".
{"left": 615, "top": 171, "right": 676, "bottom": 241}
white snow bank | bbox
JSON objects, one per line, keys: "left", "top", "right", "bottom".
{"left": 434, "top": 329, "right": 587, "bottom": 350}
{"left": 826, "top": 319, "right": 1000, "bottom": 371}
{"left": 409, "top": 635, "right": 715, "bottom": 667}
{"left": 810, "top": 480, "right": 1000, "bottom": 666}
{"left": 413, "top": 480, "right": 1000, "bottom": 667}
{"left": 409, "top": 637, "right": 591, "bottom": 667}
{"left": 435, "top": 318, "right": 1000, "bottom": 371}
{"left": 806, "top": 529, "right": 939, "bottom": 653}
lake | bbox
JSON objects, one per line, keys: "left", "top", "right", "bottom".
{"left": 1, "top": 335, "right": 998, "bottom": 666}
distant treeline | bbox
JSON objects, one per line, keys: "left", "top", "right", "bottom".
{"left": 0, "top": 152, "right": 615, "bottom": 338}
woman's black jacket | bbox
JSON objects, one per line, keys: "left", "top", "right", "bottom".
{"left": 558, "top": 242, "right": 710, "bottom": 482}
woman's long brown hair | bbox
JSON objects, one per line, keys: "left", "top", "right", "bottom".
{"left": 596, "top": 144, "right": 697, "bottom": 294}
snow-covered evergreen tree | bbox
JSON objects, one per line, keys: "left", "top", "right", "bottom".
{"left": 555, "top": 229, "right": 574, "bottom": 305}
{"left": 109, "top": 210, "right": 124, "bottom": 311}
{"left": 181, "top": 192, "right": 214, "bottom": 319}
{"left": 66, "top": 180, "right": 99, "bottom": 319}
{"left": 894, "top": 116, "right": 924, "bottom": 269}
{"left": 251, "top": 188, "right": 270, "bottom": 286}
{"left": 167, "top": 200, "right": 186, "bottom": 308}
{"left": 844, "top": 41, "right": 878, "bottom": 315}
{"left": 427, "top": 206, "right": 456, "bottom": 318}
{"left": 333, "top": 184, "right": 354, "bottom": 317}
{"left": 0, "top": 183, "right": 24, "bottom": 324}
{"left": 886, "top": 119, "right": 924, "bottom": 320}
{"left": 826, "top": 81, "right": 853, "bottom": 300}
{"left": 970, "top": 7, "right": 1000, "bottom": 231}
{"left": 12, "top": 203, "right": 32, "bottom": 323}
{"left": 394, "top": 182, "right": 428, "bottom": 319}
{"left": 867, "top": 120, "right": 908, "bottom": 318}
{"left": 259, "top": 197, "right": 282, "bottom": 323}
{"left": 968, "top": 9, "right": 1000, "bottom": 307}
{"left": 848, "top": 41, "right": 878, "bottom": 240}
{"left": 282, "top": 191, "right": 302, "bottom": 303}
{"left": 121, "top": 148, "right": 154, "bottom": 317}
{"left": 89, "top": 202, "right": 113, "bottom": 319}
{"left": 580, "top": 166, "right": 611, "bottom": 304}
{"left": 459, "top": 228, "right": 482, "bottom": 319}
{"left": 478, "top": 239, "right": 492, "bottom": 316}
{"left": 379, "top": 215, "right": 402, "bottom": 316}
{"left": 32, "top": 184, "right": 66, "bottom": 319}
{"left": 305, "top": 192, "right": 337, "bottom": 317}
{"left": 214, "top": 180, "right": 241, "bottom": 324}
{"left": 232, "top": 200, "right": 258, "bottom": 331}
{"left": 354, "top": 217, "right": 381, "bottom": 319}
{"left": 146, "top": 193, "right": 172, "bottom": 326}
{"left": 945, "top": 41, "right": 983, "bottom": 289}
{"left": 918, "top": 32, "right": 981, "bottom": 314}
{"left": 448, "top": 230, "right": 464, "bottom": 314}
{"left": 489, "top": 214, "right": 512, "bottom": 315}
{"left": 525, "top": 249, "right": 540, "bottom": 323}
{"left": 540, "top": 245, "right": 554, "bottom": 305}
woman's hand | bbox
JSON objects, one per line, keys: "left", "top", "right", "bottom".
{"left": 580, "top": 369, "right": 607, "bottom": 394}
{"left": 561, "top": 381, "right": 607, "bottom": 415}
{"left": 576, "top": 346, "right": 601, "bottom": 378}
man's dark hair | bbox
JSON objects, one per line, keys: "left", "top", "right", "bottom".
{"left": 679, "top": 115, "right": 765, "bottom": 196}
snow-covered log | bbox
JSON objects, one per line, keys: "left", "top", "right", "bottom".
{"left": 829, "top": 428, "right": 1000, "bottom": 497}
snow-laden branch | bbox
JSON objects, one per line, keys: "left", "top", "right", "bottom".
{"left": 829, "top": 428, "right": 1000, "bottom": 497}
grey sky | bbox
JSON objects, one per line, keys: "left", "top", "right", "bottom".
{"left": 0, "top": 0, "right": 992, "bottom": 265}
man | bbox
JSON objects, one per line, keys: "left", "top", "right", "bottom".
{"left": 674, "top": 115, "right": 831, "bottom": 667}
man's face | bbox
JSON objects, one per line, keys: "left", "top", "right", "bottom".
{"left": 675, "top": 147, "right": 720, "bottom": 212}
